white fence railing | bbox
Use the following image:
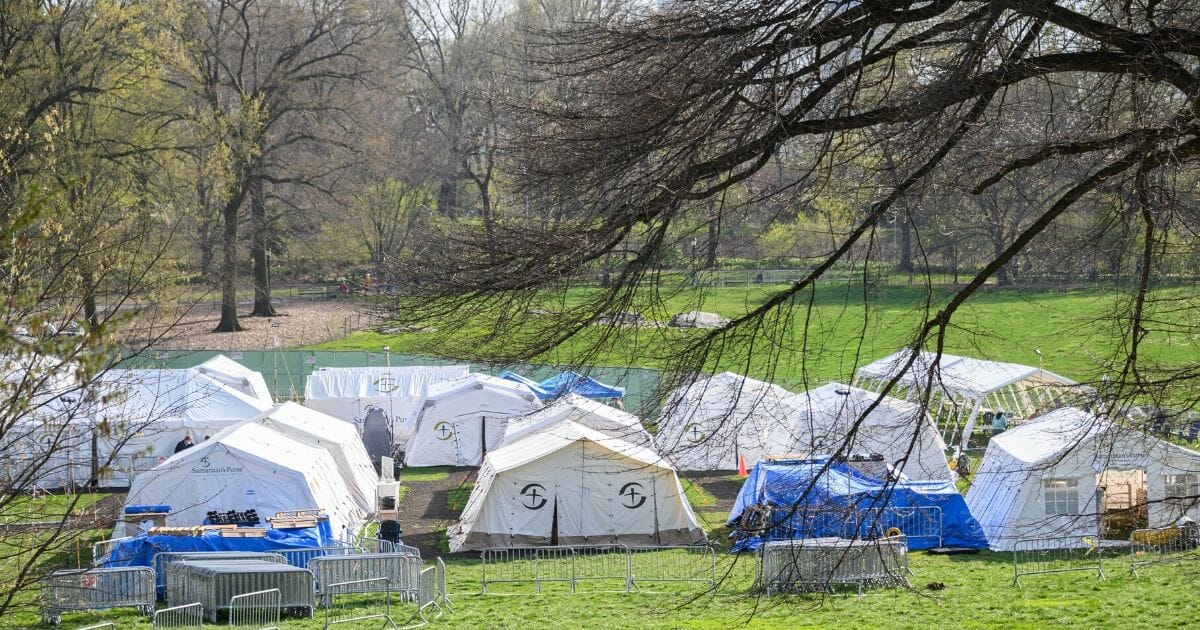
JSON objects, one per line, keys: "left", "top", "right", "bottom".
{"left": 480, "top": 545, "right": 718, "bottom": 595}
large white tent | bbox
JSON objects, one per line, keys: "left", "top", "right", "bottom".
{"left": 448, "top": 420, "right": 705, "bottom": 551}
{"left": 763, "top": 383, "right": 952, "bottom": 481}
{"left": 655, "top": 372, "right": 808, "bottom": 471}
{"left": 303, "top": 365, "right": 469, "bottom": 449}
{"left": 853, "top": 350, "right": 1080, "bottom": 451}
{"left": 0, "top": 353, "right": 93, "bottom": 489}
{"left": 502, "top": 394, "right": 654, "bottom": 449}
{"left": 119, "top": 422, "right": 365, "bottom": 539}
{"left": 244, "top": 402, "right": 379, "bottom": 512}
{"left": 194, "top": 354, "right": 273, "bottom": 401}
{"left": 965, "top": 407, "right": 1200, "bottom": 550}
{"left": 404, "top": 374, "right": 541, "bottom": 467}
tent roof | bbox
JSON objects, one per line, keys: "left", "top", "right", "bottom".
{"left": 987, "top": 407, "right": 1112, "bottom": 465}
{"left": 666, "top": 371, "right": 807, "bottom": 418}
{"left": 95, "top": 367, "right": 272, "bottom": 424}
{"left": 303, "top": 365, "right": 469, "bottom": 399}
{"left": 419, "top": 373, "right": 539, "bottom": 409}
{"left": 196, "top": 354, "right": 273, "bottom": 401}
{"left": 502, "top": 394, "right": 647, "bottom": 445}
{"left": 497, "top": 371, "right": 552, "bottom": 398}
{"left": 537, "top": 371, "right": 626, "bottom": 399}
{"left": 855, "top": 350, "right": 1074, "bottom": 398}
{"left": 488, "top": 419, "right": 669, "bottom": 473}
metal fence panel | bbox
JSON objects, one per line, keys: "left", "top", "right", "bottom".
{"left": 763, "top": 506, "right": 942, "bottom": 549}
{"left": 90, "top": 537, "right": 134, "bottom": 566}
{"left": 756, "top": 538, "right": 909, "bottom": 595}
{"left": 309, "top": 553, "right": 421, "bottom": 602}
{"left": 627, "top": 546, "right": 718, "bottom": 591}
{"left": 228, "top": 588, "right": 282, "bottom": 629}
{"left": 323, "top": 578, "right": 396, "bottom": 629}
{"left": 416, "top": 566, "right": 440, "bottom": 622}
{"left": 1012, "top": 537, "right": 1105, "bottom": 587}
{"left": 1129, "top": 527, "right": 1200, "bottom": 576}
{"left": 479, "top": 547, "right": 575, "bottom": 594}
{"left": 435, "top": 557, "right": 451, "bottom": 610}
{"left": 169, "top": 561, "right": 314, "bottom": 621}
{"left": 41, "top": 567, "right": 155, "bottom": 625}
{"left": 278, "top": 545, "right": 356, "bottom": 569}
{"left": 570, "top": 545, "right": 630, "bottom": 592}
{"left": 153, "top": 602, "right": 203, "bottom": 628}
{"left": 155, "top": 551, "right": 287, "bottom": 597}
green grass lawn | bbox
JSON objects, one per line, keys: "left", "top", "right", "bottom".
{"left": 681, "top": 479, "right": 718, "bottom": 509}
{"left": 402, "top": 466, "right": 453, "bottom": 482}
{"left": 447, "top": 485, "right": 473, "bottom": 512}
{"left": 1, "top": 491, "right": 110, "bottom": 525}
{"left": 312, "top": 283, "right": 1200, "bottom": 391}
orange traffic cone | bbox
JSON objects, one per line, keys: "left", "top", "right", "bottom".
{"left": 737, "top": 454, "right": 748, "bottom": 477}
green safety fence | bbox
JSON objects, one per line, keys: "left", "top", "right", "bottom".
{"left": 116, "top": 349, "right": 665, "bottom": 416}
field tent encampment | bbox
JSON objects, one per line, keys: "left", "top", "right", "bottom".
{"left": 727, "top": 458, "right": 988, "bottom": 551}
{"left": 448, "top": 420, "right": 704, "bottom": 551}
{"left": 965, "top": 407, "right": 1200, "bottom": 550}
{"left": 404, "top": 373, "right": 542, "bottom": 467}
{"left": 243, "top": 402, "right": 379, "bottom": 512}
{"left": 501, "top": 393, "right": 655, "bottom": 449}
{"left": 118, "top": 422, "right": 365, "bottom": 539}
{"left": 655, "top": 372, "right": 807, "bottom": 471}
{"left": 764, "top": 383, "right": 952, "bottom": 481}
{"left": 302, "top": 365, "right": 470, "bottom": 451}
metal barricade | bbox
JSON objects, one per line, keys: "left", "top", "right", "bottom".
{"left": 479, "top": 547, "right": 575, "bottom": 594}
{"left": 90, "top": 536, "right": 134, "bottom": 566}
{"left": 323, "top": 578, "right": 395, "bottom": 629}
{"left": 41, "top": 567, "right": 156, "bottom": 625}
{"left": 1129, "top": 527, "right": 1200, "bottom": 576}
{"left": 416, "top": 566, "right": 440, "bottom": 622}
{"left": 435, "top": 557, "right": 451, "bottom": 610}
{"left": 1012, "top": 536, "right": 1105, "bottom": 587}
{"left": 764, "top": 506, "right": 942, "bottom": 549}
{"left": 155, "top": 551, "right": 288, "bottom": 597}
{"left": 861, "top": 507, "right": 943, "bottom": 549}
{"left": 228, "top": 588, "right": 281, "bottom": 629}
{"left": 278, "top": 545, "right": 355, "bottom": 569}
{"left": 570, "top": 545, "right": 630, "bottom": 592}
{"left": 756, "top": 538, "right": 909, "bottom": 595}
{"left": 153, "top": 602, "right": 203, "bottom": 628}
{"left": 627, "top": 546, "right": 718, "bottom": 591}
{"left": 170, "top": 561, "right": 314, "bottom": 621}
{"left": 309, "top": 553, "right": 422, "bottom": 602}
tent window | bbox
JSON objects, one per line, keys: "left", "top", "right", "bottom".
{"left": 1165, "top": 474, "right": 1200, "bottom": 506}
{"left": 1043, "top": 478, "right": 1080, "bottom": 515}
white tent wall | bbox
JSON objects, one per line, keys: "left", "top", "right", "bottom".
{"left": 655, "top": 373, "right": 811, "bottom": 471}
{"left": 449, "top": 423, "right": 704, "bottom": 551}
{"left": 501, "top": 394, "right": 654, "bottom": 449}
{"left": 765, "top": 383, "right": 952, "bottom": 481}
{"left": 195, "top": 354, "right": 274, "bottom": 401}
{"left": 245, "top": 402, "right": 379, "bottom": 513}
{"left": 966, "top": 408, "right": 1200, "bottom": 550}
{"left": 118, "top": 423, "right": 365, "bottom": 539}
{"left": 303, "top": 365, "right": 470, "bottom": 446}
{"left": 405, "top": 374, "right": 542, "bottom": 467}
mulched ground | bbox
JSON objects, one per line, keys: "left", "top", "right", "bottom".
{"left": 395, "top": 468, "right": 478, "bottom": 557}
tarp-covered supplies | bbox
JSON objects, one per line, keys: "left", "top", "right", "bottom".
{"left": 499, "top": 370, "right": 626, "bottom": 401}
{"left": 102, "top": 519, "right": 336, "bottom": 569}
{"left": 727, "top": 459, "right": 988, "bottom": 552}
{"left": 448, "top": 420, "right": 705, "bottom": 551}
{"left": 404, "top": 373, "right": 542, "bottom": 467}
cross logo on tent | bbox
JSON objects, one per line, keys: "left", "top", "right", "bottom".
{"left": 199, "top": 457, "right": 211, "bottom": 468}
{"left": 375, "top": 375, "right": 399, "bottom": 393}
{"left": 434, "top": 422, "right": 454, "bottom": 441}
{"left": 685, "top": 423, "right": 705, "bottom": 443}
{"left": 520, "top": 483, "right": 547, "bottom": 510}
{"left": 619, "top": 482, "right": 647, "bottom": 509}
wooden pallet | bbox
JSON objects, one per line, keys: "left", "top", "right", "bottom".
{"left": 267, "top": 518, "right": 319, "bottom": 529}
{"left": 148, "top": 524, "right": 237, "bottom": 536}
{"left": 220, "top": 527, "right": 267, "bottom": 538}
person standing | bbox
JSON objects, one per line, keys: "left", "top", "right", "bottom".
{"left": 174, "top": 434, "right": 194, "bottom": 453}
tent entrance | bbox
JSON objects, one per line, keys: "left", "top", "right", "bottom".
{"left": 550, "top": 498, "right": 559, "bottom": 546}
{"left": 1097, "top": 469, "right": 1147, "bottom": 539}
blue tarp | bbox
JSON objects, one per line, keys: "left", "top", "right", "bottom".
{"left": 500, "top": 370, "right": 626, "bottom": 400}
{"left": 727, "top": 459, "right": 988, "bottom": 552}
{"left": 102, "top": 519, "right": 336, "bottom": 570}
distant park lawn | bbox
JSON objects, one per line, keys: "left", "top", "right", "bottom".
{"left": 313, "top": 283, "right": 1200, "bottom": 390}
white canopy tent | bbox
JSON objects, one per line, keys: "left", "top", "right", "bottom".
{"left": 764, "top": 383, "right": 952, "bottom": 481}
{"left": 502, "top": 394, "right": 654, "bottom": 449}
{"left": 655, "top": 372, "right": 807, "bottom": 471}
{"left": 448, "top": 420, "right": 705, "bottom": 551}
{"left": 244, "top": 402, "right": 379, "bottom": 512}
{"left": 119, "top": 422, "right": 365, "bottom": 539}
{"left": 404, "top": 374, "right": 542, "bottom": 467}
{"left": 852, "top": 350, "right": 1080, "bottom": 451}
{"left": 303, "top": 365, "right": 469, "bottom": 448}
{"left": 0, "top": 353, "right": 94, "bottom": 489}
{"left": 965, "top": 407, "right": 1200, "bottom": 550}
{"left": 194, "top": 354, "right": 273, "bottom": 401}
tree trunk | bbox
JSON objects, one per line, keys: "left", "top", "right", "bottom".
{"left": 705, "top": 215, "right": 720, "bottom": 270}
{"left": 436, "top": 178, "right": 457, "bottom": 219}
{"left": 897, "top": 212, "right": 914, "bottom": 274}
{"left": 214, "top": 199, "right": 244, "bottom": 332}
{"left": 82, "top": 270, "right": 99, "bottom": 329}
{"left": 250, "top": 180, "right": 277, "bottom": 317}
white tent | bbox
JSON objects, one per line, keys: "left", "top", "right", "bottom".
{"left": 404, "top": 374, "right": 542, "bottom": 467}
{"left": 502, "top": 394, "right": 654, "bottom": 449}
{"left": 655, "top": 372, "right": 807, "bottom": 471}
{"left": 244, "top": 402, "right": 379, "bottom": 512}
{"left": 119, "top": 422, "right": 365, "bottom": 539}
{"left": 448, "top": 420, "right": 705, "bottom": 551}
{"left": 0, "top": 354, "right": 94, "bottom": 489}
{"left": 195, "top": 354, "right": 273, "bottom": 401}
{"left": 965, "top": 407, "right": 1200, "bottom": 550}
{"left": 853, "top": 350, "right": 1081, "bottom": 451}
{"left": 303, "top": 365, "right": 469, "bottom": 447}
{"left": 763, "top": 383, "right": 952, "bottom": 481}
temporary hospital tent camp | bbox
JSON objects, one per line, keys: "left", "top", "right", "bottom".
{"left": 245, "top": 402, "right": 379, "bottom": 512}
{"left": 502, "top": 394, "right": 655, "bottom": 449}
{"left": 0, "top": 354, "right": 94, "bottom": 489}
{"left": 655, "top": 372, "right": 807, "bottom": 471}
{"left": 303, "top": 365, "right": 469, "bottom": 453}
{"left": 965, "top": 407, "right": 1200, "bottom": 550}
{"left": 853, "top": 350, "right": 1080, "bottom": 451}
{"left": 404, "top": 374, "right": 542, "bottom": 467}
{"left": 448, "top": 421, "right": 705, "bottom": 551}
{"left": 119, "top": 422, "right": 365, "bottom": 539}
{"left": 764, "top": 383, "right": 952, "bottom": 481}
{"left": 727, "top": 458, "right": 988, "bottom": 551}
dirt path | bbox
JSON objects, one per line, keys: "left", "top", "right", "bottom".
{"left": 396, "top": 468, "right": 477, "bottom": 557}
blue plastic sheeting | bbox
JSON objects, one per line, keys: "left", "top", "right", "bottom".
{"left": 498, "top": 371, "right": 553, "bottom": 399}
{"left": 726, "top": 459, "right": 988, "bottom": 552}
{"left": 538, "top": 371, "right": 626, "bottom": 399}
{"left": 124, "top": 505, "right": 170, "bottom": 514}
{"left": 103, "top": 519, "right": 336, "bottom": 569}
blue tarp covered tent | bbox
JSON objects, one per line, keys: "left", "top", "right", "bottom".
{"left": 499, "top": 370, "right": 625, "bottom": 401}
{"left": 727, "top": 459, "right": 988, "bottom": 552}
{"left": 102, "top": 520, "right": 336, "bottom": 571}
